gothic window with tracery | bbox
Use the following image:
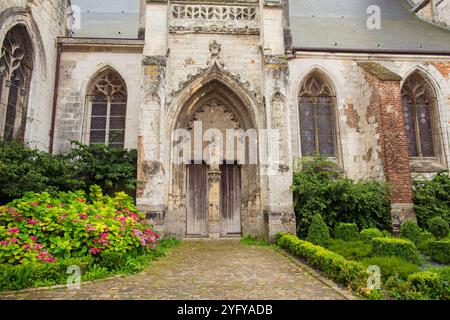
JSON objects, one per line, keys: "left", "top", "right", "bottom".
{"left": 402, "top": 73, "right": 437, "bottom": 158}
{"left": 0, "top": 25, "right": 33, "bottom": 142}
{"left": 298, "top": 73, "right": 336, "bottom": 157}
{"left": 87, "top": 71, "right": 127, "bottom": 148}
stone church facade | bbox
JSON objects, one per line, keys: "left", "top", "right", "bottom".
{"left": 1, "top": 0, "right": 449, "bottom": 240}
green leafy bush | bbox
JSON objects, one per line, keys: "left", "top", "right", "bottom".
{"left": 275, "top": 232, "right": 368, "bottom": 294}
{"left": 361, "top": 256, "right": 420, "bottom": 281}
{"left": 0, "top": 238, "right": 180, "bottom": 291}
{"left": 405, "top": 271, "right": 450, "bottom": 300}
{"left": 327, "top": 239, "right": 372, "bottom": 261}
{"left": 292, "top": 156, "right": 392, "bottom": 238}
{"left": 0, "top": 186, "right": 159, "bottom": 265}
{"left": 306, "top": 213, "right": 330, "bottom": 247}
{"left": 371, "top": 237, "right": 417, "bottom": 262}
{"left": 360, "top": 228, "right": 384, "bottom": 243}
{"left": 413, "top": 172, "right": 450, "bottom": 228}
{"left": 428, "top": 216, "right": 449, "bottom": 239}
{"left": 400, "top": 220, "right": 423, "bottom": 244}
{"left": 429, "top": 240, "right": 450, "bottom": 264}
{"left": 334, "top": 223, "right": 359, "bottom": 241}
{"left": 0, "top": 141, "right": 137, "bottom": 205}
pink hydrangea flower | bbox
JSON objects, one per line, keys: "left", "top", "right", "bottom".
{"left": 100, "top": 233, "right": 108, "bottom": 239}
{"left": 27, "top": 219, "right": 38, "bottom": 225}
{"left": 120, "top": 217, "right": 127, "bottom": 223}
{"left": 1, "top": 241, "right": 8, "bottom": 246}
{"left": 30, "top": 202, "right": 39, "bottom": 207}
{"left": 30, "top": 236, "right": 38, "bottom": 241}
{"left": 95, "top": 215, "right": 101, "bottom": 219}
{"left": 116, "top": 210, "right": 122, "bottom": 215}
{"left": 89, "top": 248, "right": 101, "bottom": 255}
{"left": 78, "top": 214, "right": 88, "bottom": 219}
{"left": 86, "top": 225, "right": 96, "bottom": 232}
{"left": 8, "top": 228, "right": 20, "bottom": 234}
{"left": 9, "top": 238, "right": 19, "bottom": 243}
{"left": 47, "top": 205, "right": 54, "bottom": 209}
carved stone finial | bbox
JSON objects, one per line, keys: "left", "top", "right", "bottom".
{"left": 209, "top": 40, "right": 222, "bottom": 59}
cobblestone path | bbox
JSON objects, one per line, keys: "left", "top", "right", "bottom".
{"left": 0, "top": 240, "right": 352, "bottom": 300}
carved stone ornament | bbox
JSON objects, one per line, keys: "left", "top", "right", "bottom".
{"left": 169, "top": 3, "right": 260, "bottom": 35}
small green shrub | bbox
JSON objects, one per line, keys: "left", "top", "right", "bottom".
{"left": 406, "top": 271, "right": 450, "bottom": 300}
{"left": 360, "top": 228, "right": 384, "bottom": 243}
{"left": 276, "top": 232, "right": 368, "bottom": 294}
{"left": 334, "top": 223, "right": 359, "bottom": 241}
{"left": 327, "top": 239, "right": 372, "bottom": 261}
{"left": 361, "top": 256, "right": 420, "bottom": 280}
{"left": 306, "top": 213, "right": 330, "bottom": 247}
{"left": 371, "top": 237, "right": 417, "bottom": 262}
{"left": 429, "top": 240, "right": 450, "bottom": 264}
{"left": 400, "top": 220, "right": 423, "bottom": 244}
{"left": 428, "top": 216, "right": 449, "bottom": 239}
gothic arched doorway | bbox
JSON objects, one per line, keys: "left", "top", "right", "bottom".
{"left": 170, "top": 79, "right": 260, "bottom": 238}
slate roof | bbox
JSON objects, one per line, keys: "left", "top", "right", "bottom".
{"left": 288, "top": 0, "right": 450, "bottom": 53}
{"left": 67, "top": 0, "right": 450, "bottom": 54}
{"left": 69, "top": 0, "right": 139, "bottom": 38}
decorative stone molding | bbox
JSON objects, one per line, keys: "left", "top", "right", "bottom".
{"left": 169, "top": 61, "right": 261, "bottom": 105}
{"left": 169, "top": 2, "right": 260, "bottom": 34}
{"left": 187, "top": 99, "right": 241, "bottom": 131}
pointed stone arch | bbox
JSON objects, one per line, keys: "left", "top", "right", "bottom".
{"left": 82, "top": 67, "right": 128, "bottom": 148}
{"left": 166, "top": 63, "right": 263, "bottom": 238}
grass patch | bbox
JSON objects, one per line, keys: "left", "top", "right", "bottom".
{"left": 361, "top": 256, "right": 420, "bottom": 281}
{"left": 326, "top": 239, "right": 372, "bottom": 261}
{"left": 240, "top": 235, "right": 269, "bottom": 247}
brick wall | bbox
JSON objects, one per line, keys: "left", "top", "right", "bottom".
{"left": 360, "top": 64, "right": 414, "bottom": 206}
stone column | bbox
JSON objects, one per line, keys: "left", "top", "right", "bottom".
{"left": 261, "top": 1, "right": 297, "bottom": 241}
{"left": 136, "top": 0, "right": 169, "bottom": 234}
{"left": 359, "top": 62, "right": 416, "bottom": 230}
{"left": 207, "top": 140, "right": 222, "bottom": 238}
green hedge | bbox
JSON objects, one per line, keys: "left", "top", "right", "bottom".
{"left": 334, "top": 223, "right": 359, "bottom": 241}
{"left": 406, "top": 271, "right": 450, "bottom": 300}
{"left": 360, "top": 228, "right": 384, "bottom": 243}
{"left": 429, "top": 240, "right": 450, "bottom": 264}
{"left": 371, "top": 237, "right": 417, "bottom": 262}
{"left": 275, "top": 232, "right": 368, "bottom": 294}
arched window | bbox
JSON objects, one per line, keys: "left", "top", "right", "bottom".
{"left": 86, "top": 70, "right": 127, "bottom": 148}
{"left": 298, "top": 72, "right": 336, "bottom": 157}
{"left": 402, "top": 73, "right": 437, "bottom": 158}
{"left": 0, "top": 25, "right": 33, "bottom": 142}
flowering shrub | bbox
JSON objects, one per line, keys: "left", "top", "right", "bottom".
{"left": 0, "top": 186, "right": 159, "bottom": 265}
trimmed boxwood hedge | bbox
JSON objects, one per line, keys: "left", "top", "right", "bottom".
{"left": 429, "top": 240, "right": 450, "bottom": 264}
{"left": 406, "top": 271, "right": 450, "bottom": 300}
{"left": 371, "top": 237, "right": 418, "bottom": 262}
{"left": 360, "top": 228, "right": 384, "bottom": 243}
{"left": 275, "top": 232, "right": 368, "bottom": 294}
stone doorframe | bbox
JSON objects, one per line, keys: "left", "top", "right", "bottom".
{"left": 166, "top": 66, "right": 265, "bottom": 239}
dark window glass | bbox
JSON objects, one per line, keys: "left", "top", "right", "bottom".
{"left": 401, "top": 74, "right": 437, "bottom": 158}
{"left": 298, "top": 74, "right": 336, "bottom": 157}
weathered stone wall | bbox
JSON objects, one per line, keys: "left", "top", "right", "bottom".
{"left": 288, "top": 55, "right": 450, "bottom": 183}
{"left": 0, "top": 0, "right": 69, "bottom": 150}
{"left": 53, "top": 48, "right": 143, "bottom": 153}
{"left": 412, "top": 0, "right": 450, "bottom": 28}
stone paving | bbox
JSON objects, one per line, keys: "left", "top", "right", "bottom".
{"left": 0, "top": 240, "right": 352, "bottom": 300}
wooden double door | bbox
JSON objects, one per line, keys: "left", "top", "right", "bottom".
{"left": 186, "top": 164, "right": 242, "bottom": 236}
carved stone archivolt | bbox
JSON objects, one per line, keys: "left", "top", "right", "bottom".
{"left": 169, "top": 2, "right": 260, "bottom": 34}
{"left": 187, "top": 99, "right": 241, "bottom": 131}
